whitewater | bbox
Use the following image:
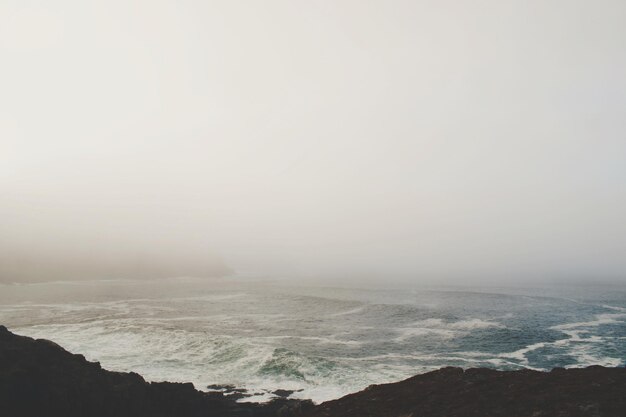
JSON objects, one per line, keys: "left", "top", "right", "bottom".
{"left": 1, "top": 278, "right": 624, "bottom": 403}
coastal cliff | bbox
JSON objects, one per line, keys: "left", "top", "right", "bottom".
{"left": 1, "top": 325, "right": 624, "bottom": 417}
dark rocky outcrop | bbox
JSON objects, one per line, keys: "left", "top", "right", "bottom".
{"left": 306, "top": 366, "right": 626, "bottom": 417}
{"left": 1, "top": 325, "right": 625, "bottom": 417}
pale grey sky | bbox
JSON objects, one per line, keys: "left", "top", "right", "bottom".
{"left": 1, "top": 0, "right": 625, "bottom": 283}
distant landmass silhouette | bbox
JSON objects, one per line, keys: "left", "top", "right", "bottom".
{"left": 0, "top": 249, "right": 230, "bottom": 283}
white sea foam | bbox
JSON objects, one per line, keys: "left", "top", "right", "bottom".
{"left": 394, "top": 318, "right": 503, "bottom": 342}
{"left": 499, "top": 305, "right": 626, "bottom": 369}
{"left": 393, "top": 327, "right": 456, "bottom": 342}
{"left": 601, "top": 304, "right": 626, "bottom": 312}
{"left": 2, "top": 282, "right": 625, "bottom": 403}
{"left": 499, "top": 342, "right": 548, "bottom": 364}
{"left": 327, "top": 307, "right": 365, "bottom": 317}
{"left": 410, "top": 318, "right": 504, "bottom": 330}
{"left": 551, "top": 312, "right": 626, "bottom": 331}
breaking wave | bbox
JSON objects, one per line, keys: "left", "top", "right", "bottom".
{"left": 1, "top": 280, "right": 625, "bottom": 402}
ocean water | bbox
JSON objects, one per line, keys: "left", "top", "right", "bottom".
{"left": 1, "top": 278, "right": 625, "bottom": 403}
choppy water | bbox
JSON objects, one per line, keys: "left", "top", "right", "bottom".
{"left": 1, "top": 278, "right": 625, "bottom": 403}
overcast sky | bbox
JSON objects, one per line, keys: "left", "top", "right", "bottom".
{"left": 1, "top": 0, "right": 625, "bottom": 283}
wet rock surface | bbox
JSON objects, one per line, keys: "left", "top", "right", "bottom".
{"left": 1, "top": 325, "right": 625, "bottom": 417}
{"left": 272, "top": 389, "right": 303, "bottom": 398}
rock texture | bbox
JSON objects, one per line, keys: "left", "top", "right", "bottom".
{"left": 1, "top": 325, "right": 625, "bottom": 417}
{"left": 306, "top": 366, "right": 626, "bottom": 417}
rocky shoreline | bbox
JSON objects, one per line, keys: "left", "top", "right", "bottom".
{"left": 1, "top": 325, "right": 625, "bottom": 417}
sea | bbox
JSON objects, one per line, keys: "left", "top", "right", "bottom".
{"left": 1, "top": 278, "right": 625, "bottom": 403}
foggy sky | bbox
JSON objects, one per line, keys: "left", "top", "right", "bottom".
{"left": 2, "top": 0, "right": 626, "bottom": 283}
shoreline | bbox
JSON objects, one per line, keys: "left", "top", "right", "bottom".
{"left": 1, "top": 325, "right": 625, "bottom": 417}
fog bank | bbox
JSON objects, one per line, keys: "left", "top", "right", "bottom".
{"left": 2, "top": 0, "right": 626, "bottom": 283}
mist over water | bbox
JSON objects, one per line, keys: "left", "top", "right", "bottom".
{"left": 2, "top": 278, "right": 625, "bottom": 402}
{"left": 2, "top": 0, "right": 626, "bottom": 407}
{"left": 2, "top": 0, "right": 626, "bottom": 284}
